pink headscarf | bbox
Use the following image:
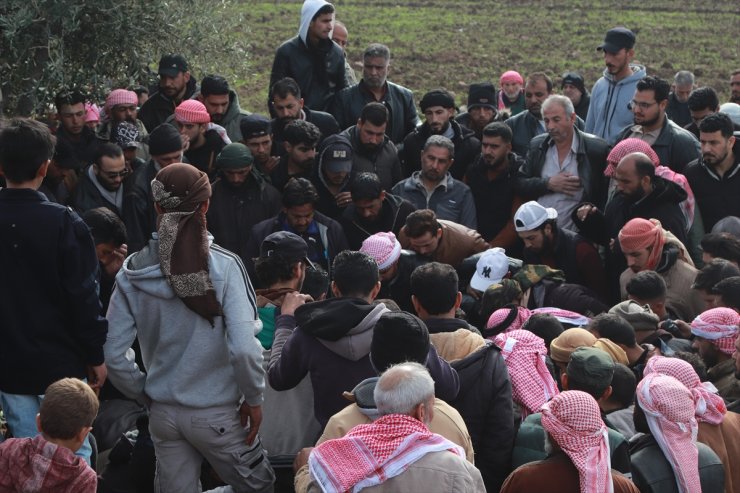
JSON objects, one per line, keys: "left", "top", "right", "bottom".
{"left": 637, "top": 374, "right": 700, "bottom": 493}
{"left": 486, "top": 305, "right": 532, "bottom": 336}
{"left": 644, "top": 355, "right": 726, "bottom": 425}
{"left": 494, "top": 329, "right": 558, "bottom": 418}
{"left": 690, "top": 307, "right": 740, "bottom": 356}
{"left": 541, "top": 390, "right": 613, "bottom": 493}
{"left": 605, "top": 138, "right": 695, "bottom": 227}
{"left": 498, "top": 70, "right": 524, "bottom": 110}
{"left": 618, "top": 218, "right": 666, "bottom": 271}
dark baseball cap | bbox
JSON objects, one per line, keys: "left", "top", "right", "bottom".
{"left": 158, "top": 54, "right": 188, "bottom": 77}
{"left": 240, "top": 114, "right": 272, "bottom": 140}
{"left": 561, "top": 72, "right": 586, "bottom": 93}
{"left": 320, "top": 134, "right": 353, "bottom": 173}
{"left": 597, "top": 27, "right": 636, "bottom": 53}
{"left": 259, "top": 231, "right": 314, "bottom": 268}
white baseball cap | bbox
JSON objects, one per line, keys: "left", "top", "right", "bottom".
{"left": 514, "top": 201, "right": 558, "bottom": 232}
{"left": 470, "top": 248, "right": 509, "bottom": 292}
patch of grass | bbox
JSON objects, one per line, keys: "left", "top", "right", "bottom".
{"left": 235, "top": 0, "right": 739, "bottom": 113}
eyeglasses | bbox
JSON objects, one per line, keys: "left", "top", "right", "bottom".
{"left": 628, "top": 100, "right": 658, "bottom": 111}
{"left": 102, "top": 169, "right": 131, "bottom": 179}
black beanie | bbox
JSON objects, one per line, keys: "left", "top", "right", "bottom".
{"left": 371, "top": 312, "right": 430, "bottom": 372}
{"left": 420, "top": 89, "right": 455, "bottom": 112}
{"left": 149, "top": 123, "right": 182, "bottom": 156}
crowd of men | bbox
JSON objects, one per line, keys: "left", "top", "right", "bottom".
{"left": 2, "top": 0, "right": 740, "bottom": 491}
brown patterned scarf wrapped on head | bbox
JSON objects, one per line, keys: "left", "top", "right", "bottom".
{"left": 151, "top": 163, "right": 223, "bottom": 325}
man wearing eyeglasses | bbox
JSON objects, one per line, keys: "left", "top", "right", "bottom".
{"left": 614, "top": 76, "right": 699, "bottom": 173}
{"left": 72, "top": 143, "right": 132, "bottom": 219}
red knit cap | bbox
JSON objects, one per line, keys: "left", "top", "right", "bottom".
{"left": 618, "top": 218, "right": 665, "bottom": 271}
{"left": 175, "top": 100, "right": 210, "bottom": 124}
{"left": 105, "top": 89, "right": 138, "bottom": 111}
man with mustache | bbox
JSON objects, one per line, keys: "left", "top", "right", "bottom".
{"left": 585, "top": 27, "right": 646, "bottom": 143}
{"left": 516, "top": 95, "right": 609, "bottom": 232}
{"left": 139, "top": 54, "right": 196, "bottom": 132}
{"left": 400, "top": 89, "right": 480, "bottom": 179}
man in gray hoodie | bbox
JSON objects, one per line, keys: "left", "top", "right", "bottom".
{"left": 585, "top": 27, "right": 646, "bottom": 143}
{"left": 104, "top": 163, "right": 275, "bottom": 492}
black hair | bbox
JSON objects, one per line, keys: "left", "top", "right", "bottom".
{"left": 410, "top": 263, "right": 459, "bottom": 315}
{"left": 301, "top": 264, "right": 330, "bottom": 300}
{"left": 636, "top": 76, "right": 671, "bottom": 103}
{"left": 0, "top": 118, "right": 56, "bottom": 183}
{"left": 254, "top": 256, "right": 297, "bottom": 287}
{"left": 313, "top": 3, "right": 335, "bottom": 20}
{"left": 609, "top": 363, "right": 636, "bottom": 408}
{"left": 481, "top": 121, "right": 513, "bottom": 143}
{"left": 632, "top": 153, "right": 656, "bottom": 179}
{"left": 701, "top": 233, "right": 740, "bottom": 264}
{"left": 283, "top": 119, "right": 321, "bottom": 147}
{"left": 588, "top": 313, "right": 636, "bottom": 347}
{"left": 81, "top": 207, "right": 127, "bottom": 246}
{"left": 567, "top": 363, "right": 612, "bottom": 400}
{"left": 94, "top": 142, "right": 124, "bottom": 167}
{"left": 527, "top": 72, "right": 553, "bottom": 93}
{"left": 332, "top": 250, "right": 379, "bottom": 298}
{"left": 522, "top": 313, "right": 564, "bottom": 350}
{"left": 693, "top": 258, "right": 740, "bottom": 292}
{"left": 687, "top": 87, "right": 719, "bottom": 112}
{"left": 130, "top": 85, "right": 149, "bottom": 97}
{"left": 715, "top": 276, "right": 740, "bottom": 310}
{"left": 200, "top": 75, "right": 229, "bottom": 97}
{"left": 271, "top": 77, "right": 301, "bottom": 100}
{"left": 699, "top": 112, "right": 735, "bottom": 139}
{"left": 282, "top": 177, "right": 319, "bottom": 208}
{"left": 350, "top": 172, "right": 383, "bottom": 201}
{"left": 626, "top": 270, "right": 667, "bottom": 302}
{"left": 54, "top": 89, "right": 87, "bottom": 113}
{"left": 359, "top": 102, "right": 388, "bottom": 126}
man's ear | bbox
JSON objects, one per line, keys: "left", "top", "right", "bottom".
{"left": 37, "top": 160, "right": 50, "bottom": 179}
{"left": 454, "top": 291, "right": 462, "bottom": 310}
{"left": 368, "top": 281, "right": 382, "bottom": 301}
{"left": 330, "top": 280, "right": 341, "bottom": 298}
{"left": 560, "top": 372, "right": 569, "bottom": 391}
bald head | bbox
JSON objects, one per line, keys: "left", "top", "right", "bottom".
{"left": 332, "top": 21, "right": 348, "bottom": 51}
{"left": 614, "top": 152, "right": 655, "bottom": 200}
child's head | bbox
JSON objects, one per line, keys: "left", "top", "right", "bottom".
{"left": 37, "top": 378, "right": 99, "bottom": 447}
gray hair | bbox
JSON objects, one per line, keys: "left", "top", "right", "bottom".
{"left": 542, "top": 94, "right": 574, "bottom": 118}
{"left": 423, "top": 135, "right": 454, "bottom": 159}
{"left": 674, "top": 70, "right": 695, "bottom": 87}
{"left": 363, "top": 43, "right": 391, "bottom": 61}
{"left": 374, "top": 362, "right": 434, "bottom": 416}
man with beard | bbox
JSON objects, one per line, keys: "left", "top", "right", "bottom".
{"left": 613, "top": 76, "right": 699, "bottom": 173}
{"left": 245, "top": 177, "right": 348, "bottom": 282}
{"left": 340, "top": 102, "right": 402, "bottom": 191}
{"left": 561, "top": 72, "right": 591, "bottom": 121}
{"left": 331, "top": 43, "right": 420, "bottom": 145}
{"left": 455, "top": 82, "right": 500, "bottom": 140}
{"left": 38, "top": 139, "right": 81, "bottom": 205}
{"left": 240, "top": 114, "right": 280, "bottom": 180}
{"left": 96, "top": 89, "right": 148, "bottom": 147}
{"left": 340, "top": 172, "right": 416, "bottom": 249}
{"left": 270, "top": 119, "right": 322, "bottom": 192}
{"left": 311, "top": 134, "right": 354, "bottom": 220}
{"left": 585, "top": 27, "right": 646, "bottom": 143}
{"left": 691, "top": 308, "right": 740, "bottom": 404}
{"left": 207, "top": 143, "right": 282, "bottom": 267}
{"left": 685, "top": 113, "right": 740, "bottom": 230}
{"left": 173, "top": 99, "right": 226, "bottom": 178}
{"left": 517, "top": 95, "right": 608, "bottom": 231}
{"left": 197, "top": 75, "right": 249, "bottom": 142}
{"left": 269, "top": 0, "right": 346, "bottom": 112}
{"left": 507, "top": 73, "right": 556, "bottom": 157}
{"left": 514, "top": 201, "right": 608, "bottom": 302}
{"left": 139, "top": 54, "right": 196, "bottom": 132}
{"left": 269, "top": 77, "right": 339, "bottom": 156}
{"left": 463, "top": 122, "right": 525, "bottom": 251}
{"left": 497, "top": 71, "right": 526, "bottom": 116}
{"left": 400, "top": 89, "right": 480, "bottom": 179}
{"left": 392, "top": 135, "right": 477, "bottom": 229}
{"left": 72, "top": 143, "right": 131, "bottom": 218}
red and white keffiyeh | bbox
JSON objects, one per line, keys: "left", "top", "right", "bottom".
{"left": 618, "top": 218, "right": 665, "bottom": 271}
{"left": 494, "top": 329, "right": 558, "bottom": 418}
{"left": 308, "top": 414, "right": 464, "bottom": 493}
{"left": 690, "top": 307, "right": 740, "bottom": 356}
{"left": 486, "top": 306, "right": 532, "bottom": 336}
{"left": 637, "top": 374, "right": 700, "bottom": 493}
{"left": 541, "top": 390, "right": 613, "bottom": 493}
{"left": 644, "top": 355, "right": 726, "bottom": 425}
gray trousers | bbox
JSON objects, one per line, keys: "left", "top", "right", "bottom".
{"left": 149, "top": 402, "right": 275, "bottom": 493}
